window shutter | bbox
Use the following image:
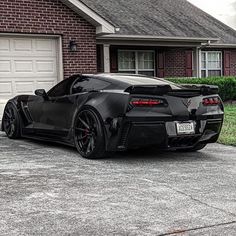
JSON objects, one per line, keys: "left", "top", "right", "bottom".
{"left": 96, "top": 45, "right": 104, "bottom": 73}
{"left": 224, "top": 50, "right": 231, "bottom": 76}
{"left": 185, "top": 50, "right": 193, "bottom": 77}
{"left": 157, "top": 51, "right": 165, "bottom": 77}
{"left": 110, "top": 47, "right": 118, "bottom": 73}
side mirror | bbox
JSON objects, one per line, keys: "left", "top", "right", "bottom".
{"left": 35, "top": 89, "right": 49, "bottom": 100}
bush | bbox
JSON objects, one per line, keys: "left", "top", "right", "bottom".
{"left": 166, "top": 77, "right": 236, "bottom": 101}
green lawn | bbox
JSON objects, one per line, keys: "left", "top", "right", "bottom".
{"left": 218, "top": 105, "right": 236, "bottom": 146}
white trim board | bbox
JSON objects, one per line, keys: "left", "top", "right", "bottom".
{"left": 60, "top": 0, "right": 115, "bottom": 35}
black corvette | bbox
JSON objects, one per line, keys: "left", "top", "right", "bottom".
{"left": 1, "top": 73, "right": 224, "bottom": 158}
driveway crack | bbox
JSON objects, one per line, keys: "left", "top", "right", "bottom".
{"left": 157, "top": 220, "right": 236, "bottom": 236}
{"left": 164, "top": 184, "right": 236, "bottom": 218}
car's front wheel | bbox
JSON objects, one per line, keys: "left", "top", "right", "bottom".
{"left": 2, "top": 103, "right": 21, "bottom": 139}
{"left": 74, "top": 108, "right": 106, "bottom": 159}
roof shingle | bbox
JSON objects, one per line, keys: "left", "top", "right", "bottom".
{"left": 80, "top": 0, "right": 236, "bottom": 44}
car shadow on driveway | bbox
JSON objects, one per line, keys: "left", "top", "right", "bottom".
{"left": 108, "top": 147, "right": 217, "bottom": 163}
{"left": 0, "top": 132, "right": 218, "bottom": 163}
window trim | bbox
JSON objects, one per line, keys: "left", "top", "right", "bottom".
{"left": 201, "top": 51, "right": 222, "bottom": 77}
{"left": 47, "top": 78, "right": 72, "bottom": 98}
{"left": 71, "top": 77, "right": 112, "bottom": 95}
{"left": 118, "top": 49, "right": 156, "bottom": 76}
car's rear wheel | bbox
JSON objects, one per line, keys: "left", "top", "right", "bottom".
{"left": 74, "top": 108, "right": 106, "bottom": 159}
{"left": 2, "top": 103, "right": 21, "bottom": 139}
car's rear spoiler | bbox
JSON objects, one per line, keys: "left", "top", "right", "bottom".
{"left": 125, "top": 84, "right": 219, "bottom": 96}
{"left": 180, "top": 84, "right": 219, "bottom": 95}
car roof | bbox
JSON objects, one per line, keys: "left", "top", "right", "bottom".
{"left": 85, "top": 73, "right": 175, "bottom": 88}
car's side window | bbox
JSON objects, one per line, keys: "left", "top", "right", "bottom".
{"left": 71, "top": 77, "right": 111, "bottom": 94}
{"left": 48, "top": 77, "right": 77, "bottom": 97}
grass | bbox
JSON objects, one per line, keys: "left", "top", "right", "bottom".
{"left": 218, "top": 105, "right": 236, "bottom": 146}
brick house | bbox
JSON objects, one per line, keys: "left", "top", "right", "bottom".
{"left": 1, "top": 0, "right": 236, "bottom": 118}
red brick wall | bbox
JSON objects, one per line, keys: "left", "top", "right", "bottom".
{"left": 164, "top": 49, "right": 187, "bottom": 77}
{"left": 0, "top": 0, "right": 97, "bottom": 78}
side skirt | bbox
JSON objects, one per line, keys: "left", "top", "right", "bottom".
{"left": 21, "top": 133, "right": 75, "bottom": 148}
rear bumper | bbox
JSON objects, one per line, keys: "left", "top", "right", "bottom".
{"left": 108, "top": 117, "right": 223, "bottom": 151}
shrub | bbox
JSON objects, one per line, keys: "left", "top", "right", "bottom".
{"left": 166, "top": 77, "right": 236, "bottom": 101}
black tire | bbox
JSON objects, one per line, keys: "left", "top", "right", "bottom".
{"left": 2, "top": 103, "right": 21, "bottom": 139}
{"left": 178, "top": 143, "right": 207, "bottom": 152}
{"left": 73, "top": 108, "right": 106, "bottom": 159}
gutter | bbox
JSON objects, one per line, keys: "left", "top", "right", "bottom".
{"left": 207, "top": 43, "right": 236, "bottom": 48}
{"left": 97, "top": 34, "right": 220, "bottom": 43}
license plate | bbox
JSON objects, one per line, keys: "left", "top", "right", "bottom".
{"left": 176, "top": 122, "right": 195, "bottom": 135}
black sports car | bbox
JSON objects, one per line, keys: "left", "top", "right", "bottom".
{"left": 1, "top": 73, "right": 224, "bottom": 158}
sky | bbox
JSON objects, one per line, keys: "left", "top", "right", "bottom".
{"left": 188, "top": 0, "right": 236, "bottom": 29}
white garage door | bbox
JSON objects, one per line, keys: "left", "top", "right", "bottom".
{"left": 0, "top": 36, "right": 60, "bottom": 120}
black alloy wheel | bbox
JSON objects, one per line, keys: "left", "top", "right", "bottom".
{"left": 74, "top": 109, "right": 106, "bottom": 159}
{"left": 3, "top": 103, "right": 21, "bottom": 139}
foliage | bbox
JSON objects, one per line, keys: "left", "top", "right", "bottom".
{"left": 167, "top": 77, "right": 236, "bottom": 101}
{"left": 218, "top": 105, "right": 236, "bottom": 146}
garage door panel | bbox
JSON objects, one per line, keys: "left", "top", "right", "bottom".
{"left": 0, "top": 36, "right": 59, "bottom": 121}
{"left": 13, "top": 39, "right": 33, "bottom": 51}
{"left": 15, "top": 60, "right": 33, "bottom": 72}
{"left": 0, "top": 39, "right": 10, "bottom": 51}
{"left": 36, "top": 80, "right": 56, "bottom": 91}
{"left": 15, "top": 81, "right": 35, "bottom": 94}
{"left": 0, "top": 82, "right": 12, "bottom": 96}
{"left": 0, "top": 39, "right": 56, "bottom": 57}
{"left": 36, "top": 60, "right": 55, "bottom": 73}
{"left": 0, "top": 60, "right": 11, "bottom": 72}
{"left": 35, "top": 39, "right": 54, "bottom": 52}
{"left": 0, "top": 58, "right": 57, "bottom": 76}
{"left": 0, "top": 51, "right": 57, "bottom": 57}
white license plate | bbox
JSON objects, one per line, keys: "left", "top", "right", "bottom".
{"left": 176, "top": 122, "right": 195, "bottom": 135}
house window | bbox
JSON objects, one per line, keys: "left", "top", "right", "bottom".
{"left": 201, "top": 51, "right": 222, "bottom": 77}
{"left": 118, "top": 50, "right": 155, "bottom": 76}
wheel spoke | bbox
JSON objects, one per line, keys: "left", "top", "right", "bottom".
{"left": 84, "top": 112, "right": 91, "bottom": 127}
{"left": 5, "top": 124, "right": 11, "bottom": 132}
{"left": 5, "top": 110, "right": 11, "bottom": 119}
{"left": 78, "top": 135, "right": 89, "bottom": 150}
{"left": 6, "top": 122, "right": 11, "bottom": 128}
{"left": 9, "top": 120, "right": 15, "bottom": 125}
{"left": 86, "top": 138, "right": 92, "bottom": 154}
{"left": 77, "top": 135, "right": 88, "bottom": 141}
{"left": 9, "top": 108, "right": 15, "bottom": 119}
{"left": 78, "top": 117, "right": 90, "bottom": 129}
{"left": 75, "top": 127, "right": 87, "bottom": 132}
{"left": 11, "top": 124, "right": 15, "bottom": 134}
{"left": 90, "top": 136, "right": 95, "bottom": 150}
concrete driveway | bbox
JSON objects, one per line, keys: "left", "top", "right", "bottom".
{"left": 0, "top": 132, "right": 236, "bottom": 236}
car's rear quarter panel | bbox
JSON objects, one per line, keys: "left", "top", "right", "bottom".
{"left": 108, "top": 93, "right": 224, "bottom": 151}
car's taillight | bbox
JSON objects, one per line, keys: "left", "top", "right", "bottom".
{"left": 202, "top": 97, "right": 220, "bottom": 106}
{"left": 130, "top": 98, "right": 165, "bottom": 107}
